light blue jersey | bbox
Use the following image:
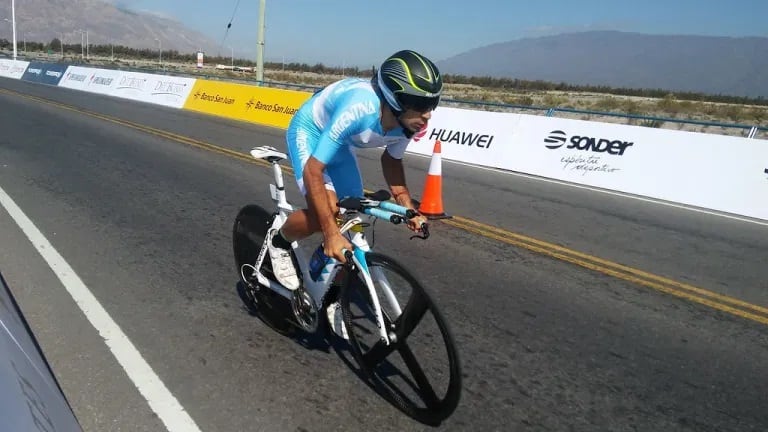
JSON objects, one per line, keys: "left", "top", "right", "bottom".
{"left": 285, "top": 78, "right": 410, "bottom": 198}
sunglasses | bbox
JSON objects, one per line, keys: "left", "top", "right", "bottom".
{"left": 398, "top": 93, "right": 440, "bottom": 113}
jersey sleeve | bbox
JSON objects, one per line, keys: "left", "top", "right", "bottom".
{"left": 311, "top": 90, "right": 379, "bottom": 164}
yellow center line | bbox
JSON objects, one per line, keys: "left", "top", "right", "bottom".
{"left": 447, "top": 216, "right": 768, "bottom": 316}
{"left": 3, "top": 86, "right": 766, "bottom": 326}
{"left": 447, "top": 220, "right": 768, "bottom": 326}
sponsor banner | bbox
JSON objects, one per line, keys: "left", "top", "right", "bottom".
{"left": 407, "top": 106, "right": 518, "bottom": 167}
{"left": 183, "top": 79, "right": 311, "bottom": 128}
{"left": 110, "top": 71, "right": 196, "bottom": 108}
{"left": 85, "top": 68, "right": 123, "bottom": 95}
{"left": 59, "top": 65, "right": 94, "bottom": 91}
{"left": 409, "top": 106, "right": 767, "bottom": 220}
{"left": 0, "top": 59, "right": 30, "bottom": 79}
{"left": 515, "top": 115, "right": 768, "bottom": 220}
{"left": 20, "top": 62, "right": 68, "bottom": 85}
{"left": 59, "top": 66, "right": 122, "bottom": 95}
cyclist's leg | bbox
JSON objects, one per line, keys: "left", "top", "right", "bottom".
{"left": 286, "top": 143, "right": 362, "bottom": 233}
{"left": 322, "top": 147, "right": 364, "bottom": 338}
{"left": 280, "top": 124, "right": 338, "bottom": 241}
{"left": 324, "top": 145, "right": 364, "bottom": 200}
{"left": 281, "top": 142, "right": 361, "bottom": 241}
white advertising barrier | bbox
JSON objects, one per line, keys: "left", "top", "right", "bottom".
{"left": 408, "top": 106, "right": 768, "bottom": 221}
{"left": 59, "top": 66, "right": 122, "bottom": 95}
{"left": 406, "top": 106, "right": 518, "bottom": 164}
{"left": 0, "top": 59, "right": 30, "bottom": 79}
{"left": 59, "top": 67, "right": 196, "bottom": 108}
{"left": 515, "top": 115, "right": 768, "bottom": 221}
{"left": 108, "top": 71, "right": 196, "bottom": 108}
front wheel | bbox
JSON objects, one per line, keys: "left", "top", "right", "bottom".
{"left": 339, "top": 252, "right": 462, "bottom": 425}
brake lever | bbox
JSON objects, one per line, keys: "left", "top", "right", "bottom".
{"left": 343, "top": 249, "right": 355, "bottom": 268}
{"left": 409, "top": 222, "right": 430, "bottom": 240}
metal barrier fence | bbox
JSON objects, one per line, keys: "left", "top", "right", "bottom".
{"left": 439, "top": 99, "right": 768, "bottom": 140}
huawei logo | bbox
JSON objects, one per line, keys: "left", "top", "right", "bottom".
{"left": 412, "top": 124, "right": 428, "bottom": 142}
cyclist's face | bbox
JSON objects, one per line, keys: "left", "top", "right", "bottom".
{"left": 399, "top": 107, "right": 433, "bottom": 133}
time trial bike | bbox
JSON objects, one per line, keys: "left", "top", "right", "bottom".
{"left": 232, "top": 146, "right": 462, "bottom": 424}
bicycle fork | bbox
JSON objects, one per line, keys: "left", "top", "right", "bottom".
{"left": 346, "top": 248, "right": 396, "bottom": 346}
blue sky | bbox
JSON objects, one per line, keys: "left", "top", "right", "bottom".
{"left": 113, "top": 0, "right": 768, "bottom": 67}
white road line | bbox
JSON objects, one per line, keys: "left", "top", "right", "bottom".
{"left": 406, "top": 151, "right": 768, "bottom": 228}
{"left": 0, "top": 185, "right": 202, "bottom": 432}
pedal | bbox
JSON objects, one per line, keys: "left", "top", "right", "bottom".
{"left": 326, "top": 301, "right": 349, "bottom": 340}
{"left": 291, "top": 288, "right": 319, "bottom": 332}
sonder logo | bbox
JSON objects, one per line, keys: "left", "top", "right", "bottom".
{"left": 544, "top": 130, "right": 567, "bottom": 149}
{"left": 544, "top": 130, "right": 634, "bottom": 155}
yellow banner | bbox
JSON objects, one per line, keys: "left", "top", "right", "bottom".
{"left": 183, "top": 79, "right": 312, "bottom": 129}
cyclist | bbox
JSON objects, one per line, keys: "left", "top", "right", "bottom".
{"left": 267, "top": 49, "right": 443, "bottom": 290}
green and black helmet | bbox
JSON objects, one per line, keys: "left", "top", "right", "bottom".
{"left": 376, "top": 50, "right": 443, "bottom": 115}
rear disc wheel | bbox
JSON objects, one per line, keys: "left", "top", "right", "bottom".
{"left": 233, "top": 205, "right": 295, "bottom": 335}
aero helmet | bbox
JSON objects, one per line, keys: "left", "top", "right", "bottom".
{"left": 376, "top": 50, "right": 443, "bottom": 115}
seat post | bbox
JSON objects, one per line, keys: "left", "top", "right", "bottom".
{"left": 271, "top": 162, "right": 290, "bottom": 209}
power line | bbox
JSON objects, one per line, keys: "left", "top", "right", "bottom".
{"left": 217, "top": 0, "right": 241, "bottom": 56}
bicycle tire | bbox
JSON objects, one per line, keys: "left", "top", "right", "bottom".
{"left": 232, "top": 204, "right": 295, "bottom": 335}
{"left": 340, "top": 252, "right": 462, "bottom": 425}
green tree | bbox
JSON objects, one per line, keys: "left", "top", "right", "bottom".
{"left": 49, "top": 38, "right": 62, "bottom": 52}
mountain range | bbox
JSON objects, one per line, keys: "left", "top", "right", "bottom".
{"left": 0, "top": 0, "right": 219, "bottom": 54}
{"left": 437, "top": 31, "right": 768, "bottom": 98}
{"left": 1, "top": 0, "right": 766, "bottom": 98}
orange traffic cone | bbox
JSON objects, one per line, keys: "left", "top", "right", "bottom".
{"left": 418, "top": 140, "right": 451, "bottom": 220}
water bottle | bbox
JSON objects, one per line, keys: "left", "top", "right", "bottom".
{"left": 309, "top": 243, "right": 330, "bottom": 281}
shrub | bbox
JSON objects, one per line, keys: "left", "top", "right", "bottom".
{"left": 640, "top": 119, "right": 665, "bottom": 128}
{"left": 622, "top": 100, "right": 642, "bottom": 115}
{"left": 593, "top": 97, "right": 622, "bottom": 111}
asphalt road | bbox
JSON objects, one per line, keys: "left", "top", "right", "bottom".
{"left": 0, "top": 77, "right": 767, "bottom": 432}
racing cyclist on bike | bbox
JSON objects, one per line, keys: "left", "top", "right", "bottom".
{"left": 267, "top": 49, "right": 443, "bottom": 290}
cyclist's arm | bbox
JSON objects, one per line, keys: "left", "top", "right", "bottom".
{"left": 381, "top": 150, "right": 417, "bottom": 209}
{"left": 307, "top": 90, "right": 373, "bottom": 258}
{"left": 303, "top": 157, "right": 339, "bottom": 238}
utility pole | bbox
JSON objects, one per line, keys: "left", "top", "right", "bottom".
{"left": 155, "top": 38, "right": 162, "bottom": 69}
{"left": 11, "top": 0, "right": 17, "bottom": 60}
{"left": 76, "top": 29, "right": 86, "bottom": 60}
{"left": 256, "top": 0, "right": 265, "bottom": 83}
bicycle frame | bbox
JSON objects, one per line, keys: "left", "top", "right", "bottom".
{"left": 249, "top": 147, "right": 402, "bottom": 345}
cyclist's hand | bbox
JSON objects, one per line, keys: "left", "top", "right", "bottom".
{"left": 325, "top": 232, "right": 353, "bottom": 263}
{"left": 407, "top": 212, "right": 428, "bottom": 233}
